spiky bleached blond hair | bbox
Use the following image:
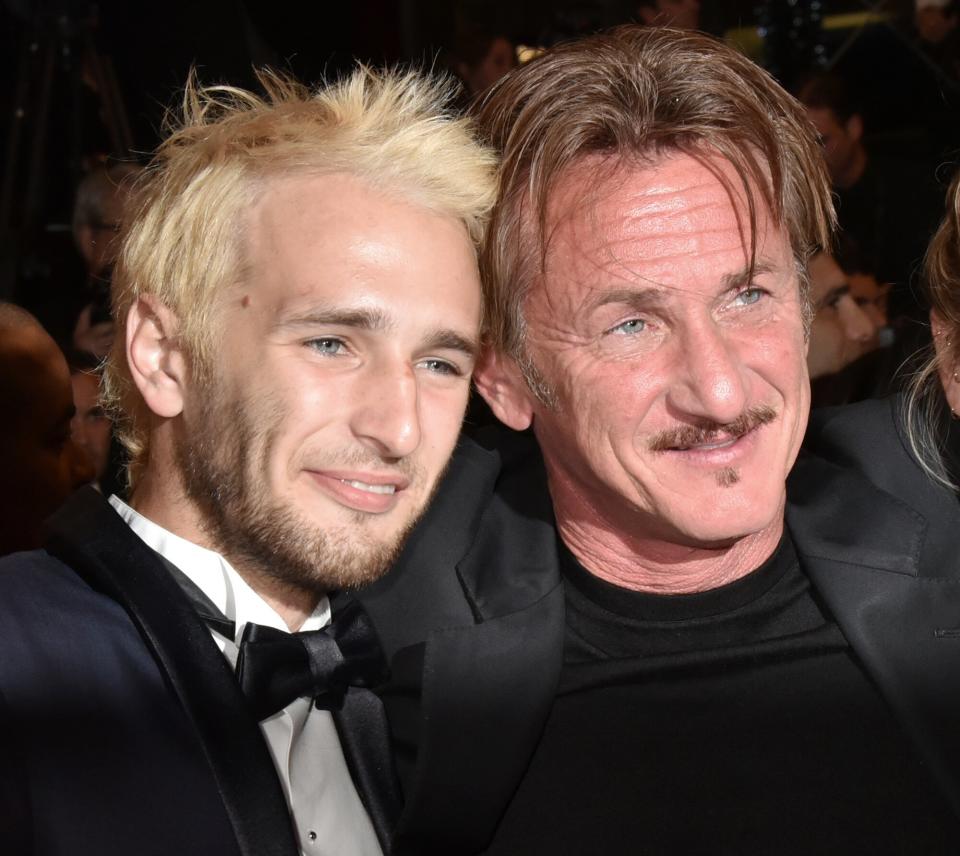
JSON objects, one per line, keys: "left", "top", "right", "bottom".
{"left": 103, "top": 66, "right": 498, "bottom": 486}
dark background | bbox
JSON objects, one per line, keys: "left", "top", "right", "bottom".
{"left": 0, "top": 0, "right": 950, "bottom": 305}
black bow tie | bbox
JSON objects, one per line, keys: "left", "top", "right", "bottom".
{"left": 157, "top": 556, "right": 388, "bottom": 721}
{"left": 235, "top": 596, "right": 388, "bottom": 721}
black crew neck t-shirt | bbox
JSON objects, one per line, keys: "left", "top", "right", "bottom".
{"left": 484, "top": 535, "right": 958, "bottom": 855}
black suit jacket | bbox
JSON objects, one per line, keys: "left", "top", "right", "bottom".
{"left": 794, "top": 395, "right": 960, "bottom": 822}
{"left": 359, "top": 415, "right": 960, "bottom": 854}
{"left": 0, "top": 489, "right": 397, "bottom": 855}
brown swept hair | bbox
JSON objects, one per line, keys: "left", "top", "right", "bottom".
{"left": 473, "top": 25, "right": 834, "bottom": 357}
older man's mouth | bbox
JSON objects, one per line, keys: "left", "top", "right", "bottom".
{"left": 671, "top": 435, "right": 741, "bottom": 452}
{"left": 648, "top": 405, "right": 778, "bottom": 454}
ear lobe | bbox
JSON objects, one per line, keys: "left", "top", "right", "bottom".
{"left": 126, "top": 296, "right": 188, "bottom": 419}
{"left": 473, "top": 349, "right": 535, "bottom": 431}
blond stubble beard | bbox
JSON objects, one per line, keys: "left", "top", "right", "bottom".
{"left": 174, "top": 381, "right": 432, "bottom": 596}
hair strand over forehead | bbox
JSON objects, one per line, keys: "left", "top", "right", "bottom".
{"left": 473, "top": 25, "right": 834, "bottom": 357}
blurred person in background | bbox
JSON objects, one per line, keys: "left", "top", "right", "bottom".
{"left": 810, "top": 235, "right": 906, "bottom": 408}
{"left": 71, "top": 162, "right": 142, "bottom": 358}
{"left": 799, "top": 72, "right": 944, "bottom": 343}
{"left": 450, "top": 23, "right": 517, "bottom": 100}
{"left": 66, "top": 349, "right": 113, "bottom": 490}
{"left": 914, "top": 0, "right": 960, "bottom": 82}
{"left": 636, "top": 0, "right": 701, "bottom": 30}
{"left": 806, "top": 245, "right": 906, "bottom": 408}
{"left": 0, "top": 304, "right": 94, "bottom": 555}
{"left": 807, "top": 249, "right": 878, "bottom": 384}
{"left": 835, "top": 236, "right": 891, "bottom": 335}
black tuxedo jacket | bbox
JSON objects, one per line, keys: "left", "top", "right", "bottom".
{"left": 0, "top": 489, "right": 397, "bottom": 856}
{"left": 359, "top": 415, "right": 960, "bottom": 854}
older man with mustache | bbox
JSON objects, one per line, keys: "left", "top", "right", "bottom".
{"left": 358, "top": 26, "right": 960, "bottom": 856}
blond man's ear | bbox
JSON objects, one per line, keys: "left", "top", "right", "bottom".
{"left": 125, "top": 296, "right": 189, "bottom": 419}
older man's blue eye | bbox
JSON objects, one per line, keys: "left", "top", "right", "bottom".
{"left": 737, "top": 288, "right": 763, "bottom": 305}
{"left": 612, "top": 318, "right": 645, "bottom": 334}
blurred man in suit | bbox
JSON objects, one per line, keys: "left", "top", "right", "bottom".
{"left": 0, "top": 303, "right": 94, "bottom": 555}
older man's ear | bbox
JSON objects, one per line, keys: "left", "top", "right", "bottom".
{"left": 473, "top": 348, "right": 536, "bottom": 431}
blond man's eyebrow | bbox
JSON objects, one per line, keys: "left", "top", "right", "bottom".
{"left": 276, "top": 306, "right": 390, "bottom": 332}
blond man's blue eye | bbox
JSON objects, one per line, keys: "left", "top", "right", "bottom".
{"left": 421, "top": 359, "right": 460, "bottom": 376}
{"left": 309, "top": 338, "right": 344, "bottom": 354}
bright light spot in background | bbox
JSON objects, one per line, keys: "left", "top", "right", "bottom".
{"left": 517, "top": 45, "right": 546, "bottom": 64}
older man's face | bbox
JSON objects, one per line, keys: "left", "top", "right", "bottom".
{"left": 501, "top": 153, "right": 810, "bottom": 548}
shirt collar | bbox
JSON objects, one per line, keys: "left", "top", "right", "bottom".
{"left": 108, "top": 495, "right": 330, "bottom": 641}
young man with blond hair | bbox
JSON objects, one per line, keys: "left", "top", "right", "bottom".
{"left": 0, "top": 67, "right": 495, "bottom": 856}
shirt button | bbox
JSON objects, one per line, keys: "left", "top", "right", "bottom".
{"left": 308, "top": 831, "right": 317, "bottom": 842}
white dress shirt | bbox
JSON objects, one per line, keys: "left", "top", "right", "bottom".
{"left": 109, "top": 496, "right": 382, "bottom": 856}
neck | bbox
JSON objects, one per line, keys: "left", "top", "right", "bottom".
{"left": 131, "top": 453, "right": 319, "bottom": 631}
{"left": 552, "top": 492, "right": 784, "bottom": 595}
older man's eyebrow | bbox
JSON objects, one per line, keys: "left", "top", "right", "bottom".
{"left": 719, "top": 262, "right": 775, "bottom": 292}
{"left": 586, "top": 263, "right": 781, "bottom": 314}
{"left": 588, "top": 287, "right": 671, "bottom": 313}
{"left": 276, "top": 306, "right": 391, "bottom": 332}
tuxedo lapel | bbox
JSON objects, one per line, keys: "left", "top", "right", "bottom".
{"left": 44, "top": 489, "right": 300, "bottom": 856}
{"left": 328, "top": 591, "right": 403, "bottom": 853}
{"left": 788, "top": 456, "right": 960, "bottom": 820}
{"left": 391, "top": 434, "right": 566, "bottom": 853}
{"left": 396, "top": 585, "right": 564, "bottom": 853}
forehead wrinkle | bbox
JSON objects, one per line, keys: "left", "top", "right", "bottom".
{"left": 566, "top": 227, "right": 764, "bottom": 306}
{"left": 565, "top": 190, "right": 764, "bottom": 288}
{"left": 539, "top": 154, "right": 787, "bottom": 322}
